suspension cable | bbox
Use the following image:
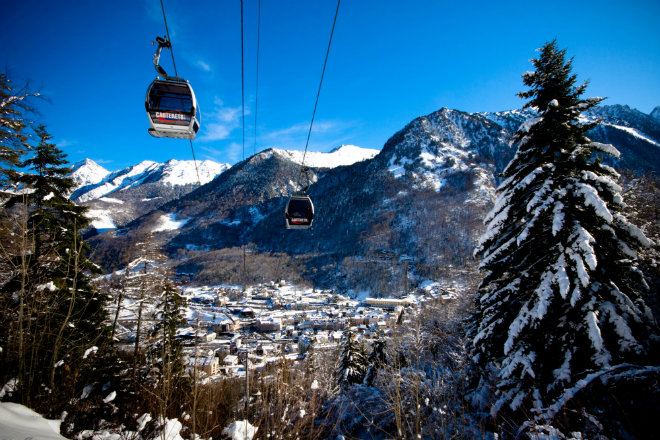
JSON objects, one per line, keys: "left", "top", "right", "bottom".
{"left": 159, "top": 0, "right": 179, "bottom": 79}
{"left": 254, "top": 0, "right": 261, "bottom": 157}
{"left": 300, "top": 0, "right": 341, "bottom": 172}
{"left": 158, "top": 0, "right": 202, "bottom": 187}
{"left": 188, "top": 139, "right": 202, "bottom": 186}
{"left": 241, "top": 0, "right": 246, "bottom": 161}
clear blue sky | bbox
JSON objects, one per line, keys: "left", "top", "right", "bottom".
{"left": 2, "top": 0, "right": 659, "bottom": 170}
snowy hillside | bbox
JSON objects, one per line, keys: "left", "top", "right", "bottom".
{"left": 381, "top": 108, "right": 507, "bottom": 204}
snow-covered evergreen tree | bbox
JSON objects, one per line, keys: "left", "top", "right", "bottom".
{"left": 0, "top": 73, "right": 37, "bottom": 192}
{"left": 470, "top": 41, "right": 659, "bottom": 435}
{"left": 337, "top": 329, "right": 368, "bottom": 390}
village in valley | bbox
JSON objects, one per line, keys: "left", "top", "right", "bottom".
{"left": 110, "top": 276, "right": 460, "bottom": 380}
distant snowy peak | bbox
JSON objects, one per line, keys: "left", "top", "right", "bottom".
{"left": 158, "top": 159, "right": 231, "bottom": 186}
{"left": 70, "top": 159, "right": 110, "bottom": 188}
{"left": 70, "top": 159, "right": 230, "bottom": 203}
{"left": 271, "top": 144, "right": 379, "bottom": 168}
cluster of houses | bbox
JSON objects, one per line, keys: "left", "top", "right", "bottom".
{"left": 114, "top": 279, "right": 458, "bottom": 379}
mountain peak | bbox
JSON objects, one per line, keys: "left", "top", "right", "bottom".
{"left": 70, "top": 158, "right": 110, "bottom": 188}
{"left": 651, "top": 106, "right": 660, "bottom": 121}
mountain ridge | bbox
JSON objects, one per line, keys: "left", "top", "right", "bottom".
{"left": 85, "top": 104, "right": 660, "bottom": 291}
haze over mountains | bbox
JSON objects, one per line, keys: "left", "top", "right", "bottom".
{"left": 76, "top": 104, "right": 660, "bottom": 293}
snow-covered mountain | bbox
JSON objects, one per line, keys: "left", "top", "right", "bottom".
{"left": 70, "top": 159, "right": 230, "bottom": 232}
{"left": 70, "top": 159, "right": 110, "bottom": 189}
{"left": 71, "top": 159, "right": 230, "bottom": 203}
{"left": 87, "top": 104, "right": 660, "bottom": 289}
{"left": 272, "top": 144, "right": 379, "bottom": 168}
{"left": 379, "top": 107, "right": 510, "bottom": 203}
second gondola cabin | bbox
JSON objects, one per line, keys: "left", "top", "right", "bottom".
{"left": 285, "top": 195, "right": 314, "bottom": 229}
{"left": 146, "top": 78, "right": 200, "bottom": 140}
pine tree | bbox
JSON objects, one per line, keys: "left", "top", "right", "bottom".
{"left": 470, "top": 41, "right": 659, "bottom": 435}
{"left": 336, "top": 329, "right": 368, "bottom": 390}
{"left": 1, "top": 125, "right": 107, "bottom": 409}
{"left": 0, "top": 73, "right": 38, "bottom": 192}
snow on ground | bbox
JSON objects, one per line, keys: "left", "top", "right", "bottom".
{"left": 98, "top": 197, "right": 124, "bottom": 204}
{"left": 222, "top": 420, "right": 257, "bottom": 440}
{"left": 72, "top": 159, "right": 228, "bottom": 203}
{"left": 0, "top": 402, "right": 66, "bottom": 440}
{"left": 388, "top": 155, "right": 412, "bottom": 178}
{"left": 153, "top": 213, "right": 188, "bottom": 232}
{"left": 274, "top": 145, "right": 379, "bottom": 168}
{"left": 86, "top": 209, "right": 117, "bottom": 230}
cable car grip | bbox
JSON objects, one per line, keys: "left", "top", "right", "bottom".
{"left": 152, "top": 36, "right": 175, "bottom": 81}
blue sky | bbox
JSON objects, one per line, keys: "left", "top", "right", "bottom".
{"left": 2, "top": 0, "right": 659, "bottom": 170}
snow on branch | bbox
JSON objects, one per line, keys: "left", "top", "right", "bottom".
{"left": 613, "top": 213, "right": 652, "bottom": 248}
{"left": 591, "top": 142, "right": 620, "bottom": 159}
{"left": 544, "top": 364, "right": 660, "bottom": 421}
{"left": 600, "top": 301, "right": 640, "bottom": 353}
{"left": 566, "top": 225, "right": 597, "bottom": 290}
{"left": 576, "top": 183, "right": 613, "bottom": 223}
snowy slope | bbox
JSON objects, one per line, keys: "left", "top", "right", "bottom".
{"left": 272, "top": 145, "right": 379, "bottom": 168}
{"left": 651, "top": 106, "right": 660, "bottom": 121}
{"left": 0, "top": 402, "right": 66, "bottom": 440}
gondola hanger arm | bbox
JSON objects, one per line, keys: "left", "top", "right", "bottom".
{"left": 152, "top": 36, "right": 175, "bottom": 80}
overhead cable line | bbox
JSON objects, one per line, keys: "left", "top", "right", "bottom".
{"left": 158, "top": 0, "right": 202, "bottom": 187}
{"left": 159, "top": 0, "right": 178, "bottom": 78}
{"left": 300, "top": 0, "right": 342, "bottom": 174}
{"left": 241, "top": 0, "right": 246, "bottom": 161}
{"left": 254, "top": 0, "right": 261, "bottom": 157}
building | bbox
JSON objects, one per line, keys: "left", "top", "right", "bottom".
{"left": 364, "top": 297, "right": 412, "bottom": 310}
{"left": 257, "top": 317, "right": 282, "bottom": 332}
{"left": 197, "top": 356, "right": 219, "bottom": 375}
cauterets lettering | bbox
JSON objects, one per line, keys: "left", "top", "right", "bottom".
{"left": 156, "top": 112, "right": 189, "bottom": 121}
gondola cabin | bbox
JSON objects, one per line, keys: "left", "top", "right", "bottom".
{"left": 285, "top": 195, "right": 314, "bottom": 229}
{"left": 146, "top": 79, "right": 200, "bottom": 140}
